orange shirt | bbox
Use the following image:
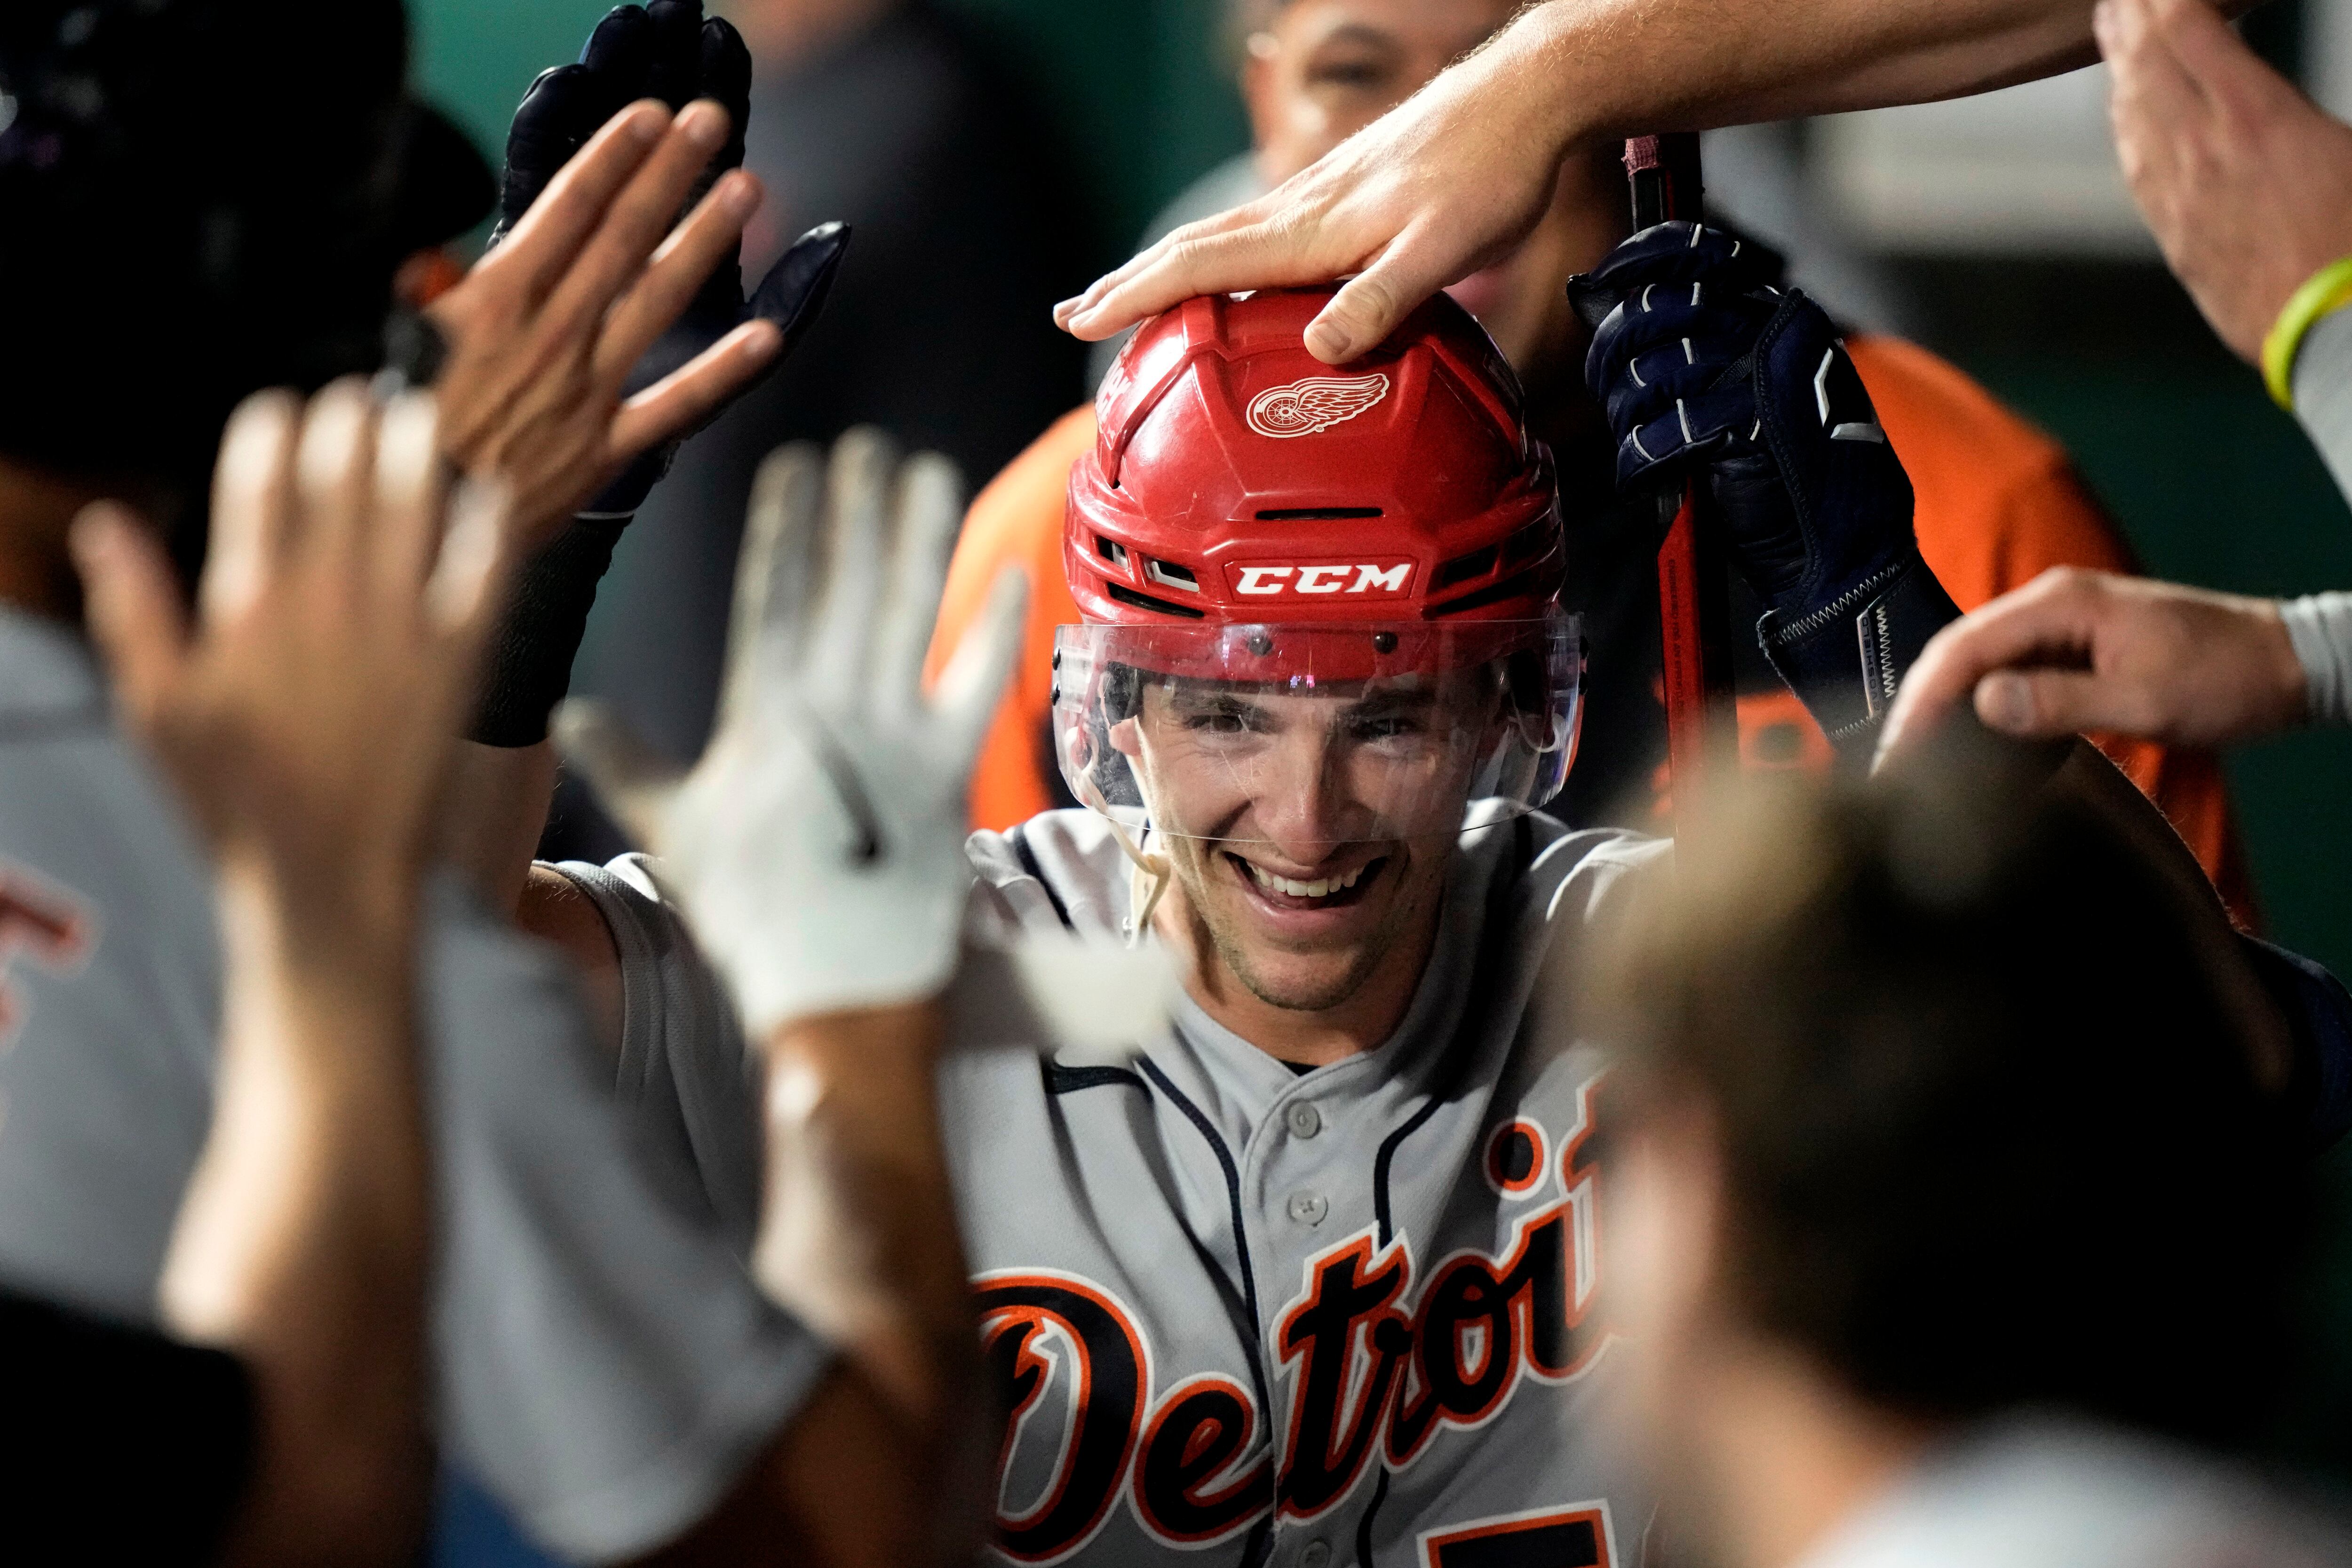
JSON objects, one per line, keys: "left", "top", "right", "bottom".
{"left": 927, "top": 339, "right": 2259, "bottom": 925}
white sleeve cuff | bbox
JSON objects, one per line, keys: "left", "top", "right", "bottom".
{"left": 2278, "top": 592, "right": 2352, "bottom": 728}
{"left": 2292, "top": 307, "right": 2352, "bottom": 508}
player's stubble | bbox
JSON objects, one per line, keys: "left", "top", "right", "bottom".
{"left": 1160, "top": 829, "right": 1457, "bottom": 1015}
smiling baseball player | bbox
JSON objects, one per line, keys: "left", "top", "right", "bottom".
{"left": 537, "top": 239, "right": 2352, "bottom": 1568}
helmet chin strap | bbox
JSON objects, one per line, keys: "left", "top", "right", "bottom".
{"left": 1065, "top": 738, "right": 1173, "bottom": 949}
{"left": 1125, "top": 831, "right": 1173, "bottom": 949}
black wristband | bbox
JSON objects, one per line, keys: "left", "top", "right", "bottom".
{"left": 467, "top": 515, "right": 628, "bottom": 747}
{"left": 1757, "top": 546, "right": 1962, "bottom": 756}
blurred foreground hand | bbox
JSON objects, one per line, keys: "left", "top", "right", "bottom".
{"left": 557, "top": 428, "right": 1026, "bottom": 1040}
{"left": 77, "top": 380, "right": 510, "bottom": 898}
{"left": 1876, "top": 567, "right": 2307, "bottom": 763}
{"left": 70, "top": 380, "right": 512, "bottom": 1568}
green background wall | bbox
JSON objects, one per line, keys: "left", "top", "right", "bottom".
{"left": 406, "top": 0, "right": 1250, "bottom": 257}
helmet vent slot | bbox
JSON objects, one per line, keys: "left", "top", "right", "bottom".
{"left": 1096, "top": 536, "right": 1130, "bottom": 570}
{"left": 1430, "top": 568, "right": 1541, "bottom": 618}
{"left": 1255, "top": 507, "right": 1383, "bottom": 521}
{"left": 1433, "top": 545, "right": 1500, "bottom": 589}
{"left": 1106, "top": 582, "right": 1207, "bottom": 620}
{"left": 1144, "top": 559, "right": 1200, "bottom": 593}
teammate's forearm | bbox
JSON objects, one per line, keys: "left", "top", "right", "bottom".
{"left": 752, "top": 1002, "right": 975, "bottom": 1427}
{"left": 163, "top": 868, "right": 434, "bottom": 1568}
{"left": 747, "top": 1000, "right": 987, "bottom": 1568}
{"left": 1516, "top": 0, "right": 2260, "bottom": 145}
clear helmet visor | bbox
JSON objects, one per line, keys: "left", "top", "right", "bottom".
{"left": 1051, "top": 612, "right": 1583, "bottom": 849}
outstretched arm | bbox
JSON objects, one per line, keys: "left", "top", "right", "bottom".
{"left": 75, "top": 383, "right": 514, "bottom": 1566}
{"left": 1875, "top": 568, "right": 2309, "bottom": 754}
{"left": 1058, "top": 0, "right": 2264, "bottom": 365}
{"left": 561, "top": 432, "right": 1028, "bottom": 1568}
{"left": 427, "top": 4, "right": 848, "bottom": 910}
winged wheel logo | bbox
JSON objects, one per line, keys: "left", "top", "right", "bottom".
{"left": 1246, "top": 373, "right": 1391, "bottom": 439}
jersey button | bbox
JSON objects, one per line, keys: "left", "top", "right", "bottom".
{"left": 1287, "top": 1192, "right": 1329, "bottom": 1226}
{"left": 1300, "top": 1541, "right": 1332, "bottom": 1568}
{"left": 1285, "top": 1101, "right": 1323, "bottom": 1139}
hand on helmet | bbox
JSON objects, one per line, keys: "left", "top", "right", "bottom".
{"left": 555, "top": 432, "right": 1028, "bottom": 1040}
{"left": 1568, "top": 221, "right": 1958, "bottom": 748}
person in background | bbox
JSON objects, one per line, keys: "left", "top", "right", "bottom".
{"left": 1877, "top": 0, "right": 2352, "bottom": 765}
{"left": 7, "top": 385, "right": 510, "bottom": 1566}
{"left": 1592, "top": 761, "right": 2348, "bottom": 1568}
{"left": 562, "top": 0, "right": 1093, "bottom": 797}
{"left": 931, "top": 0, "right": 2259, "bottom": 922}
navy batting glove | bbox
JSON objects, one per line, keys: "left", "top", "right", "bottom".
{"left": 1568, "top": 221, "right": 1960, "bottom": 749}
{"left": 468, "top": 1, "right": 850, "bottom": 748}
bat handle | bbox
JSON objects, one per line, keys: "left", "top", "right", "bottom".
{"left": 1624, "top": 133, "right": 1735, "bottom": 826}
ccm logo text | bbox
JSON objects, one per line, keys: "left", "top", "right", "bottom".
{"left": 1230, "top": 562, "right": 1414, "bottom": 597}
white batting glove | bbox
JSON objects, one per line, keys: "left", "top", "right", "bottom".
{"left": 557, "top": 428, "right": 1026, "bottom": 1039}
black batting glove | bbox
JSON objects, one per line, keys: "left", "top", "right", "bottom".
{"left": 470, "top": 0, "right": 850, "bottom": 747}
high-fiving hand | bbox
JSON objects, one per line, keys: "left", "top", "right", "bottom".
{"left": 69, "top": 383, "right": 515, "bottom": 1568}
{"left": 557, "top": 431, "right": 1027, "bottom": 1040}
{"left": 74, "top": 382, "right": 510, "bottom": 898}
{"left": 2098, "top": 0, "right": 2352, "bottom": 368}
{"left": 425, "top": 0, "right": 847, "bottom": 549}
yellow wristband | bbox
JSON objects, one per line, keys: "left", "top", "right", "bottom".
{"left": 2262, "top": 255, "right": 2352, "bottom": 412}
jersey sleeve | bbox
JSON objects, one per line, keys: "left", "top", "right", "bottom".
{"left": 548, "top": 855, "right": 763, "bottom": 1251}
{"left": 0, "top": 1286, "right": 252, "bottom": 1562}
{"left": 2236, "top": 935, "right": 2352, "bottom": 1150}
{"left": 423, "top": 876, "right": 827, "bottom": 1563}
{"left": 2292, "top": 305, "right": 2352, "bottom": 509}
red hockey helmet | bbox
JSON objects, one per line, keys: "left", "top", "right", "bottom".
{"left": 1052, "top": 287, "right": 1582, "bottom": 850}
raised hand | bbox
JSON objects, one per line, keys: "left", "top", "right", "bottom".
{"left": 74, "top": 382, "right": 510, "bottom": 900}
{"left": 489, "top": 1, "right": 849, "bottom": 518}
{"left": 69, "top": 382, "right": 513, "bottom": 1568}
{"left": 556, "top": 430, "right": 1027, "bottom": 1039}
{"left": 2098, "top": 0, "right": 2352, "bottom": 368}
{"left": 426, "top": 0, "right": 847, "bottom": 548}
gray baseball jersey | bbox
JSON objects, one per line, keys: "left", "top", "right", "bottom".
{"left": 556, "top": 801, "right": 1671, "bottom": 1568}
{"left": 0, "top": 606, "right": 829, "bottom": 1563}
